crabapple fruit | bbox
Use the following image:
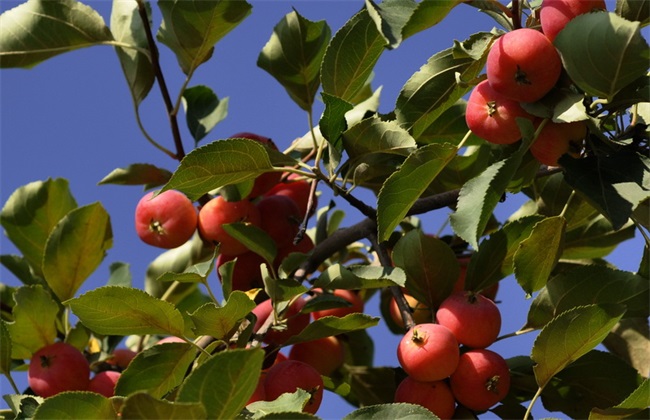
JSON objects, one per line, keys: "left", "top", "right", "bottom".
{"left": 256, "top": 195, "right": 302, "bottom": 248}
{"left": 28, "top": 342, "right": 90, "bottom": 398}
{"left": 530, "top": 120, "right": 586, "bottom": 167}
{"left": 88, "top": 370, "right": 121, "bottom": 397}
{"left": 487, "top": 28, "right": 562, "bottom": 103}
{"left": 253, "top": 297, "right": 310, "bottom": 345}
{"left": 394, "top": 377, "right": 456, "bottom": 419}
{"left": 397, "top": 323, "right": 459, "bottom": 382}
{"left": 436, "top": 292, "right": 502, "bottom": 349}
{"left": 265, "top": 177, "right": 314, "bottom": 219}
{"left": 465, "top": 80, "right": 535, "bottom": 145}
{"left": 263, "top": 360, "right": 324, "bottom": 414}
{"left": 134, "top": 190, "right": 197, "bottom": 249}
{"left": 106, "top": 348, "right": 137, "bottom": 369}
{"left": 197, "top": 196, "right": 262, "bottom": 256}
{"left": 289, "top": 336, "right": 345, "bottom": 376}
{"left": 540, "top": 0, "right": 606, "bottom": 42}
{"left": 450, "top": 349, "right": 511, "bottom": 411}
{"left": 311, "top": 289, "right": 364, "bottom": 320}
{"left": 217, "top": 251, "right": 266, "bottom": 292}
{"left": 231, "top": 132, "right": 283, "bottom": 199}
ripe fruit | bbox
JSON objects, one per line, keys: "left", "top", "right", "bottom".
{"left": 264, "top": 360, "right": 324, "bottom": 414}
{"left": 217, "top": 251, "right": 266, "bottom": 292}
{"left": 265, "top": 177, "right": 314, "bottom": 219}
{"left": 436, "top": 292, "right": 502, "bottom": 349}
{"left": 311, "top": 289, "right": 364, "bottom": 320}
{"left": 247, "top": 373, "right": 267, "bottom": 405}
{"left": 486, "top": 28, "right": 562, "bottom": 103}
{"left": 388, "top": 293, "right": 431, "bottom": 328}
{"left": 397, "top": 323, "right": 460, "bottom": 382}
{"left": 394, "top": 377, "right": 456, "bottom": 419}
{"left": 257, "top": 195, "right": 302, "bottom": 248}
{"left": 197, "top": 196, "right": 262, "bottom": 256}
{"left": 134, "top": 190, "right": 197, "bottom": 249}
{"left": 88, "top": 370, "right": 121, "bottom": 397}
{"left": 450, "top": 349, "right": 511, "bottom": 411}
{"left": 106, "top": 348, "right": 137, "bottom": 369}
{"left": 253, "top": 298, "right": 310, "bottom": 345}
{"left": 530, "top": 120, "right": 586, "bottom": 167}
{"left": 231, "top": 132, "right": 283, "bottom": 199}
{"left": 289, "top": 336, "right": 345, "bottom": 376}
{"left": 28, "top": 342, "right": 90, "bottom": 398}
{"left": 540, "top": 0, "right": 607, "bottom": 42}
{"left": 465, "top": 80, "right": 535, "bottom": 144}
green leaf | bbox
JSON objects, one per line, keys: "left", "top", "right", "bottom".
{"left": 526, "top": 265, "right": 649, "bottom": 330}
{"left": 160, "top": 139, "right": 277, "bottom": 201}
{"left": 222, "top": 223, "right": 277, "bottom": 265}
{"left": 176, "top": 348, "right": 264, "bottom": 419}
{"left": 0, "top": 254, "right": 44, "bottom": 286}
{"left": 365, "top": 0, "right": 418, "bottom": 49}
{"left": 43, "top": 202, "right": 112, "bottom": 301}
{"left": 115, "top": 342, "right": 197, "bottom": 399}
{"left": 320, "top": 93, "right": 354, "bottom": 174}
{"left": 3, "top": 395, "right": 44, "bottom": 419}
{"left": 157, "top": 254, "right": 216, "bottom": 284}
{"left": 284, "top": 313, "right": 380, "bottom": 345}
{"left": 531, "top": 304, "right": 626, "bottom": 388}
{"left": 66, "top": 286, "right": 186, "bottom": 337}
{"left": 182, "top": 85, "right": 229, "bottom": 144}
{"left": 98, "top": 163, "right": 173, "bottom": 189}
{"left": 342, "top": 116, "right": 416, "bottom": 160}
{"left": 555, "top": 12, "right": 649, "bottom": 100}
{"left": 590, "top": 378, "right": 650, "bottom": 419}
{"left": 513, "top": 216, "right": 566, "bottom": 296}
{"left": 188, "top": 291, "right": 256, "bottom": 339}
{"left": 258, "top": 10, "right": 330, "bottom": 111}
{"left": 603, "top": 317, "right": 650, "bottom": 378}
{"left": 107, "top": 262, "right": 132, "bottom": 287}
{"left": 401, "top": 0, "right": 463, "bottom": 40}
{"left": 156, "top": 0, "right": 252, "bottom": 75}
{"left": 615, "top": 0, "right": 650, "bottom": 26}
{"left": 344, "top": 403, "right": 439, "bottom": 419}
{"left": 321, "top": 9, "right": 386, "bottom": 103}
{"left": 450, "top": 120, "right": 536, "bottom": 249}
{"left": 0, "top": 321, "right": 12, "bottom": 375}
{"left": 314, "top": 264, "right": 405, "bottom": 290}
{"left": 343, "top": 365, "right": 395, "bottom": 407}
{"left": 121, "top": 392, "right": 207, "bottom": 419}
{"left": 110, "top": 0, "right": 154, "bottom": 106}
{"left": 563, "top": 215, "right": 635, "bottom": 260}
{"left": 6, "top": 285, "right": 59, "bottom": 359}
{"left": 392, "top": 230, "right": 459, "bottom": 308}
{"left": 395, "top": 31, "right": 495, "bottom": 140}
{"left": 561, "top": 150, "right": 650, "bottom": 230}
{"left": 464, "top": 215, "right": 544, "bottom": 293}
{"left": 0, "top": 0, "right": 113, "bottom": 68}
{"left": 377, "top": 143, "right": 457, "bottom": 241}
{"left": 246, "top": 389, "right": 313, "bottom": 417}
{"left": 0, "top": 178, "right": 77, "bottom": 277}
{"left": 32, "top": 392, "right": 117, "bottom": 419}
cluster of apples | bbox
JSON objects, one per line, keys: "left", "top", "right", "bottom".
{"left": 245, "top": 288, "right": 365, "bottom": 413}
{"left": 465, "top": 0, "right": 606, "bottom": 166}
{"left": 134, "top": 132, "right": 316, "bottom": 292}
{"left": 27, "top": 342, "right": 123, "bottom": 398}
{"left": 394, "top": 289, "right": 507, "bottom": 418}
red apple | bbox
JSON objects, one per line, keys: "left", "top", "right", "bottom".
{"left": 217, "top": 251, "right": 266, "bottom": 292}
{"left": 397, "top": 323, "right": 459, "bottom": 382}
{"left": 530, "top": 120, "right": 586, "bottom": 167}
{"left": 394, "top": 377, "right": 456, "bottom": 419}
{"left": 540, "top": 0, "right": 607, "bottom": 42}
{"left": 487, "top": 28, "right": 562, "bottom": 103}
{"left": 465, "top": 80, "right": 535, "bottom": 145}
{"left": 256, "top": 195, "right": 302, "bottom": 248}
{"left": 106, "top": 348, "right": 137, "bottom": 369}
{"left": 450, "top": 349, "right": 511, "bottom": 411}
{"left": 134, "top": 190, "right": 197, "bottom": 249}
{"left": 436, "top": 291, "right": 502, "bottom": 349}
{"left": 289, "top": 336, "right": 345, "bottom": 376}
{"left": 88, "top": 370, "right": 121, "bottom": 397}
{"left": 197, "top": 196, "right": 262, "bottom": 256}
{"left": 28, "top": 342, "right": 90, "bottom": 398}
{"left": 231, "top": 132, "right": 283, "bottom": 199}
{"left": 263, "top": 360, "right": 324, "bottom": 414}
{"left": 311, "top": 289, "right": 364, "bottom": 320}
{"left": 265, "top": 177, "right": 314, "bottom": 219}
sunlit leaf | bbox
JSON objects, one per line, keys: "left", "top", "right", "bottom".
{"left": 32, "top": 392, "right": 117, "bottom": 419}
{"left": 285, "top": 313, "right": 380, "bottom": 345}
{"left": 0, "top": 0, "right": 113, "bottom": 68}
{"left": 121, "top": 392, "right": 207, "bottom": 419}
{"left": 222, "top": 223, "right": 277, "bottom": 265}
{"left": 182, "top": 85, "right": 228, "bottom": 144}
{"left": 66, "top": 286, "right": 186, "bottom": 337}
{"left": 314, "top": 264, "right": 405, "bottom": 290}
{"left": 590, "top": 378, "right": 650, "bottom": 419}
{"left": 107, "top": 262, "right": 132, "bottom": 287}
{"left": 188, "top": 291, "right": 255, "bottom": 339}
{"left": 246, "top": 389, "right": 312, "bottom": 417}
{"left": 43, "top": 203, "right": 112, "bottom": 301}
{"left": 365, "top": 0, "right": 418, "bottom": 49}
{"left": 98, "top": 163, "right": 172, "bottom": 189}
{"left": 344, "top": 403, "right": 438, "bottom": 419}
{"left": 342, "top": 116, "right": 416, "bottom": 160}
{"left": 0, "top": 321, "right": 13, "bottom": 375}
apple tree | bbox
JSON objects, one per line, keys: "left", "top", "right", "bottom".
{"left": 1, "top": 0, "right": 648, "bottom": 418}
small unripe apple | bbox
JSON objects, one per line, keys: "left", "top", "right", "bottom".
{"left": 253, "top": 298, "right": 310, "bottom": 345}
{"left": 231, "top": 132, "right": 283, "bottom": 199}
{"left": 486, "top": 28, "right": 562, "bottom": 103}
{"left": 397, "top": 323, "right": 459, "bottom": 382}
{"left": 88, "top": 370, "right": 121, "bottom": 397}
{"left": 256, "top": 195, "right": 302, "bottom": 248}
{"left": 197, "top": 196, "right": 262, "bottom": 256}
{"left": 263, "top": 360, "right": 324, "bottom": 414}
{"left": 394, "top": 377, "right": 456, "bottom": 419}
{"left": 530, "top": 120, "right": 586, "bottom": 167}
{"left": 28, "top": 342, "right": 90, "bottom": 398}
{"left": 540, "top": 0, "right": 607, "bottom": 42}
{"left": 465, "top": 80, "right": 535, "bottom": 145}
{"left": 134, "top": 190, "right": 197, "bottom": 249}
{"left": 311, "top": 289, "right": 364, "bottom": 320}
{"left": 289, "top": 336, "right": 345, "bottom": 376}
{"left": 436, "top": 291, "right": 502, "bottom": 349}
{"left": 450, "top": 349, "right": 511, "bottom": 411}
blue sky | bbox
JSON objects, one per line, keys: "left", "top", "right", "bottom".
{"left": 0, "top": 1, "right": 644, "bottom": 418}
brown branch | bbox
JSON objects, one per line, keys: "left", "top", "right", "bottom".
{"left": 512, "top": 0, "right": 522, "bottom": 30}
